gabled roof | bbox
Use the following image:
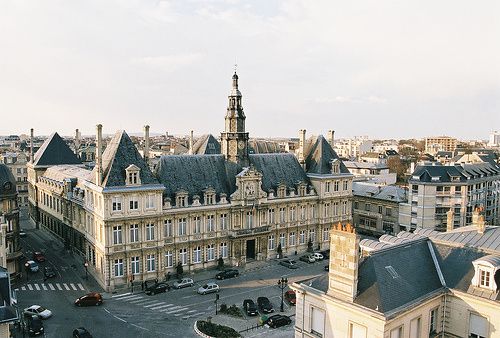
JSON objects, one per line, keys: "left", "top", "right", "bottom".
{"left": 33, "top": 132, "right": 82, "bottom": 166}
{"left": 93, "top": 130, "right": 158, "bottom": 187}
{"left": 304, "top": 135, "right": 350, "bottom": 175}
{"left": 249, "top": 153, "right": 310, "bottom": 192}
{"left": 352, "top": 182, "right": 407, "bottom": 202}
{"left": 192, "top": 134, "right": 221, "bottom": 155}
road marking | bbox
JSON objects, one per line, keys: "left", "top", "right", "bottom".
{"left": 21, "top": 286, "right": 26, "bottom": 291}
{"left": 56, "top": 283, "right": 62, "bottom": 290}
{"left": 163, "top": 307, "right": 189, "bottom": 314}
{"left": 112, "top": 292, "right": 131, "bottom": 298}
{"left": 49, "top": 284, "right": 55, "bottom": 291}
{"left": 159, "top": 305, "right": 182, "bottom": 312}
{"left": 63, "top": 283, "right": 70, "bottom": 290}
{"left": 144, "top": 302, "right": 165, "bottom": 308}
{"left": 70, "top": 283, "right": 77, "bottom": 290}
{"left": 27, "top": 284, "right": 33, "bottom": 291}
{"left": 34, "top": 284, "right": 40, "bottom": 290}
{"left": 114, "top": 315, "right": 126, "bottom": 323}
{"left": 77, "top": 283, "right": 85, "bottom": 290}
{"left": 41, "top": 284, "right": 48, "bottom": 291}
{"left": 150, "top": 304, "right": 173, "bottom": 310}
{"left": 127, "top": 297, "right": 146, "bottom": 303}
{"left": 117, "top": 295, "right": 140, "bottom": 300}
{"left": 187, "top": 310, "right": 196, "bottom": 313}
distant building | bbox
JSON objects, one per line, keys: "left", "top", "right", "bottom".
{"left": 424, "top": 136, "right": 457, "bottom": 155}
{"left": 352, "top": 182, "right": 406, "bottom": 235}
{"left": 1, "top": 152, "right": 29, "bottom": 209}
{"left": 334, "top": 137, "right": 373, "bottom": 159}
{"left": 488, "top": 131, "right": 500, "bottom": 147}
{"left": 343, "top": 161, "right": 397, "bottom": 185}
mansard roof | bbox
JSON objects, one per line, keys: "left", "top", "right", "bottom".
{"left": 410, "top": 162, "right": 500, "bottom": 184}
{"left": 155, "top": 154, "right": 235, "bottom": 203}
{"left": 0, "top": 164, "right": 16, "bottom": 197}
{"left": 248, "top": 140, "right": 282, "bottom": 154}
{"left": 94, "top": 130, "right": 158, "bottom": 187}
{"left": 33, "top": 132, "right": 82, "bottom": 166}
{"left": 248, "top": 153, "right": 310, "bottom": 192}
{"left": 192, "top": 134, "right": 221, "bottom": 155}
{"left": 304, "top": 135, "right": 350, "bottom": 175}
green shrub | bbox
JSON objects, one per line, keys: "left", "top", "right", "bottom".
{"left": 220, "top": 303, "right": 228, "bottom": 312}
{"left": 197, "top": 320, "right": 241, "bottom": 338}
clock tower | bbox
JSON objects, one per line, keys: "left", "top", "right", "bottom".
{"left": 221, "top": 71, "right": 249, "bottom": 166}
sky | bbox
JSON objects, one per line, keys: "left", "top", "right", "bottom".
{"left": 1, "top": 0, "right": 499, "bottom": 140}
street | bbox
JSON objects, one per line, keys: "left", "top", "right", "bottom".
{"left": 14, "top": 214, "right": 328, "bottom": 338}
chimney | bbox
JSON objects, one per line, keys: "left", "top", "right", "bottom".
{"left": 446, "top": 209, "right": 454, "bottom": 232}
{"left": 30, "top": 128, "right": 34, "bottom": 163}
{"left": 327, "top": 130, "right": 335, "bottom": 148}
{"left": 143, "top": 125, "right": 150, "bottom": 163}
{"left": 188, "top": 130, "right": 194, "bottom": 155}
{"left": 95, "top": 124, "right": 103, "bottom": 186}
{"left": 298, "top": 129, "right": 306, "bottom": 169}
{"left": 327, "top": 222, "right": 359, "bottom": 302}
{"left": 74, "top": 129, "right": 81, "bottom": 157}
{"left": 478, "top": 215, "right": 486, "bottom": 234}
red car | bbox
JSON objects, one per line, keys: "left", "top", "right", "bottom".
{"left": 284, "top": 290, "right": 296, "bottom": 305}
{"left": 33, "top": 252, "right": 46, "bottom": 263}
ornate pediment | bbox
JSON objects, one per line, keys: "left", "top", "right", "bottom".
{"left": 231, "top": 166, "right": 266, "bottom": 202}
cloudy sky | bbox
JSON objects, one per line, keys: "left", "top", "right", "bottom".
{"left": 1, "top": 0, "right": 499, "bottom": 140}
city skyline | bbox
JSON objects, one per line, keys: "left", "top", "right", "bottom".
{"left": 1, "top": 1, "right": 499, "bottom": 139}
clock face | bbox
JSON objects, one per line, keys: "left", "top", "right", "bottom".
{"left": 238, "top": 141, "right": 245, "bottom": 149}
{"left": 3, "top": 182, "right": 12, "bottom": 191}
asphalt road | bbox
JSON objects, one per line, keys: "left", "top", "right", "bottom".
{"left": 14, "top": 216, "right": 327, "bottom": 338}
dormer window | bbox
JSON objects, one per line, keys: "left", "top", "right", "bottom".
{"left": 331, "top": 159, "right": 340, "bottom": 174}
{"left": 125, "top": 164, "right": 141, "bottom": 186}
{"left": 277, "top": 184, "right": 286, "bottom": 198}
{"left": 472, "top": 255, "right": 500, "bottom": 291}
{"left": 175, "top": 190, "right": 188, "bottom": 207}
{"left": 480, "top": 269, "right": 490, "bottom": 287}
{"left": 203, "top": 187, "right": 216, "bottom": 205}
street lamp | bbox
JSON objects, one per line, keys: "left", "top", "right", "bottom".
{"left": 84, "top": 261, "right": 89, "bottom": 279}
{"left": 277, "top": 277, "right": 288, "bottom": 312}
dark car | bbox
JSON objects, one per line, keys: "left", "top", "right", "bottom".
{"left": 25, "top": 314, "right": 44, "bottom": 336}
{"left": 257, "top": 296, "right": 274, "bottom": 314}
{"left": 145, "top": 282, "right": 170, "bottom": 295}
{"left": 75, "top": 292, "right": 103, "bottom": 307}
{"left": 73, "top": 327, "right": 93, "bottom": 338}
{"left": 284, "top": 290, "right": 296, "bottom": 305}
{"left": 33, "top": 251, "right": 45, "bottom": 263}
{"left": 242, "top": 299, "right": 258, "bottom": 316}
{"left": 279, "top": 259, "right": 299, "bottom": 269}
{"left": 44, "top": 266, "right": 56, "bottom": 279}
{"left": 215, "top": 269, "right": 239, "bottom": 280}
{"left": 264, "top": 314, "right": 292, "bottom": 328}
{"left": 320, "top": 250, "right": 330, "bottom": 259}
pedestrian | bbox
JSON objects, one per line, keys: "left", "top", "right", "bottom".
{"left": 155, "top": 278, "right": 158, "bottom": 284}
{"left": 141, "top": 281, "right": 144, "bottom": 290}
{"left": 167, "top": 271, "right": 170, "bottom": 281}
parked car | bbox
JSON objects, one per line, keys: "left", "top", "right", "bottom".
{"left": 242, "top": 299, "right": 258, "bottom": 316}
{"left": 43, "top": 266, "right": 56, "bottom": 279}
{"left": 72, "top": 327, "right": 93, "bottom": 338}
{"left": 19, "top": 229, "right": 27, "bottom": 237}
{"left": 257, "top": 296, "right": 274, "bottom": 314}
{"left": 312, "top": 252, "right": 324, "bottom": 261}
{"left": 264, "top": 314, "right": 292, "bottom": 328}
{"left": 173, "top": 278, "right": 194, "bottom": 289}
{"left": 197, "top": 283, "right": 220, "bottom": 295}
{"left": 26, "top": 260, "right": 39, "bottom": 273}
{"left": 145, "top": 282, "right": 170, "bottom": 295}
{"left": 75, "top": 292, "right": 103, "bottom": 307}
{"left": 299, "top": 254, "right": 316, "bottom": 263}
{"left": 23, "top": 305, "right": 52, "bottom": 319}
{"left": 25, "top": 314, "right": 44, "bottom": 336}
{"left": 215, "top": 269, "right": 239, "bottom": 280}
{"left": 279, "top": 259, "right": 299, "bottom": 269}
{"left": 33, "top": 251, "right": 46, "bottom": 263}
{"left": 284, "top": 290, "right": 296, "bottom": 305}
{"left": 320, "top": 250, "right": 330, "bottom": 259}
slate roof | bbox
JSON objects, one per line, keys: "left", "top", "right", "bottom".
{"left": 155, "top": 155, "right": 234, "bottom": 203}
{"left": 192, "top": 135, "right": 221, "bottom": 155}
{"left": 352, "top": 182, "right": 406, "bottom": 202}
{"left": 343, "top": 161, "right": 388, "bottom": 170}
{"left": 410, "top": 162, "right": 500, "bottom": 184}
{"left": 0, "top": 164, "right": 16, "bottom": 197}
{"left": 304, "top": 135, "right": 350, "bottom": 175}
{"left": 92, "top": 131, "right": 158, "bottom": 187}
{"left": 249, "top": 153, "right": 310, "bottom": 192}
{"left": 248, "top": 140, "right": 282, "bottom": 154}
{"left": 425, "top": 226, "right": 500, "bottom": 254}
{"left": 43, "top": 165, "right": 91, "bottom": 182}
{"left": 33, "top": 132, "right": 82, "bottom": 166}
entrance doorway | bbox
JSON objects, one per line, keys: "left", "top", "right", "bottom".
{"left": 246, "top": 239, "right": 256, "bottom": 260}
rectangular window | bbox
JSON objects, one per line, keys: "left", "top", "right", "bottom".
{"left": 179, "top": 248, "right": 187, "bottom": 265}
{"left": 386, "top": 207, "right": 392, "bottom": 216}
{"left": 333, "top": 202, "right": 339, "bottom": 216}
{"left": 131, "top": 256, "right": 140, "bottom": 275}
{"left": 279, "top": 233, "right": 286, "bottom": 248}
{"left": 300, "top": 206, "right": 306, "bottom": 220}
{"left": 325, "top": 181, "right": 331, "bottom": 193}
{"left": 299, "top": 230, "right": 306, "bottom": 245}
{"left": 349, "top": 322, "right": 367, "bottom": 338}
{"left": 309, "top": 229, "right": 316, "bottom": 242}
{"left": 365, "top": 203, "right": 371, "bottom": 211}
{"left": 146, "top": 254, "right": 155, "bottom": 272}
{"left": 268, "top": 235, "right": 275, "bottom": 250}
{"left": 390, "top": 326, "right": 403, "bottom": 338}
{"left": 207, "top": 215, "right": 215, "bottom": 232}
{"left": 342, "top": 201, "right": 348, "bottom": 215}
{"left": 178, "top": 218, "right": 187, "bottom": 236}
{"left": 290, "top": 207, "right": 296, "bottom": 221}
{"left": 289, "top": 232, "right": 296, "bottom": 246}
{"left": 247, "top": 211, "right": 253, "bottom": 228}
{"left": 145, "top": 194, "right": 155, "bottom": 209}
{"left": 193, "top": 216, "right": 201, "bottom": 234}
{"left": 129, "top": 224, "right": 139, "bottom": 243}
{"left": 193, "top": 246, "right": 201, "bottom": 263}
{"left": 279, "top": 207, "right": 286, "bottom": 223}
{"left": 146, "top": 223, "right": 155, "bottom": 241}
{"left": 323, "top": 228, "right": 329, "bottom": 241}
{"left": 311, "top": 307, "right": 325, "bottom": 337}
{"left": 429, "top": 307, "right": 438, "bottom": 335}
{"left": 164, "top": 219, "right": 172, "bottom": 237}
{"left": 469, "top": 313, "right": 488, "bottom": 338}
{"left": 334, "top": 181, "right": 339, "bottom": 191}
{"left": 220, "top": 214, "right": 227, "bottom": 230}
{"left": 112, "top": 197, "right": 122, "bottom": 211}
{"left": 129, "top": 198, "right": 139, "bottom": 210}
{"left": 378, "top": 205, "right": 383, "bottom": 214}
{"left": 114, "top": 259, "right": 123, "bottom": 277}
{"left": 220, "top": 242, "right": 228, "bottom": 258}
{"left": 112, "top": 225, "right": 122, "bottom": 245}
{"left": 165, "top": 251, "right": 173, "bottom": 268}
{"left": 207, "top": 244, "right": 215, "bottom": 261}
{"left": 324, "top": 203, "right": 330, "bottom": 217}
{"left": 343, "top": 180, "right": 348, "bottom": 190}
{"left": 480, "top": 269, "right": 490, "bottom": 287}
{"left": 410, "top": 317, "right": 421, "bottom": 338}
{"left": 268, "top": 208, "right": 275, "bottom": 224}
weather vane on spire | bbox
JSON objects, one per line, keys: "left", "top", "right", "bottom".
{"left": 234, "top": 63, "right": 237, "bottom": 73}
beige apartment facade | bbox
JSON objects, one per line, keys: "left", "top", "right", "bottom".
{"left": 424, "top": 136, "right": 457, "bottom": 155}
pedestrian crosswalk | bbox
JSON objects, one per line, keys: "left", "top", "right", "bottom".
{"left": 111, "top": 293, "right": 207, "bottom": 320}
{"left": 19, "top": 282, "right": 86, "bottom": 292}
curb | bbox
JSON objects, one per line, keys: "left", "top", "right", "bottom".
{"left": 194, "top": 321, "right": 215, "bottom": 338}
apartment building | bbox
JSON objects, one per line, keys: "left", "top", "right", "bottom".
{"left": 1, "top": 152, "right": 29, "bottom": 209}
{"left": 424, "top": 136, "right": 457, "bottom": 155}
